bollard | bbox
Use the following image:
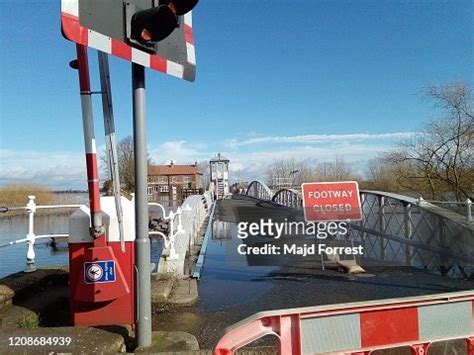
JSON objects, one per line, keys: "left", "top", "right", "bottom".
{"left": 466, "top": 198, "right": 472, "bottom": 223}
{"left": 25, "top": 195, "right": 37, "bottom": 273}
{"left": 416, "top": 196, "right": 424, "bottom": 205}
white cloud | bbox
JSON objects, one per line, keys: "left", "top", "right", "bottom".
{"left": 232, "top": 132, "right": 419, "bottom": 147}
{"left": 149, "top": 140, "right": 208, "bottom": 164}
{"left": 0, "top": 131, "right": 411, "bottom": 189}
{"left": 0, "top": 149, "right": 86, "bottom": 189}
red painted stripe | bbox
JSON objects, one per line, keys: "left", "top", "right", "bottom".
{"left": 85, "top": 153, "right": 101, "bottom": 213}
{"left": 76, "top": 45, "right": 91, "bottom": 91}
{"left": 360, "top": 307, "right": 419, "bottom": 347}
{"left": 61, "top": 13, "right": 88, "bottom": 46}
{"left": 150, "top": 55, "right": 167, "bottom": 73}
{"left": 184, "top": 24, "right": 194, "bottom": 45}
{"left": 111, "top": 38, "right": 132, "bottom": 61}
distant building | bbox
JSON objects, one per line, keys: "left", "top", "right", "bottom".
{"left": 210, "top": 153, "right": 230, "bottom": 199}
{"left": 147, "top": 161, "right": 202, "bottom": 202}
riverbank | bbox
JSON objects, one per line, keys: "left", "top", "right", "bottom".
{"left": 0, "top": 268, "right": 202, "bottom": 354}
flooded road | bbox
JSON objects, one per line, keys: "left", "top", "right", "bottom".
{"left": 154, "top": 198, "right": 474, "bottom": 349}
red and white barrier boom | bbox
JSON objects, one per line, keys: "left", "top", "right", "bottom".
{"left": 214, "top": 291, "right": 474, "bottom": 355}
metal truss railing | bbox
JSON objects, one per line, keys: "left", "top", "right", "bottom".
{"left": 351, "top": 191, "right": 474, "bottom": 279}
{"left": 272, "top": 188, "right": 303, "bottom": 209}
{"left": 243, "top": 182, "right": 474, "bottom": 278}
{"left": 246, "top": 180, "right": 273, "bottom": 201}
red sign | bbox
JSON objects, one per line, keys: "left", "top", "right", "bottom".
{"left": 302, "top": 181, "right": 362, "bottom": 222}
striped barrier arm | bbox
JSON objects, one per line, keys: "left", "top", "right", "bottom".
{"left": 214, "top": 291, "right": 474, "bottom": 355}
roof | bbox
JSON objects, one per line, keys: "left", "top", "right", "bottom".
{"left": 149, "top": 164, "right": 199, "bottom": 176}
{"left": 210, "top": 153, "right": 230, "bottom": 162}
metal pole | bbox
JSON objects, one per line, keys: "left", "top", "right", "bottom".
{"left": 76, "top": 44, "right": 105, "bottom": 244}
{"left": 132, "top": 63, "right": 152, "bottom": 347}
{"left": 98, "top": 51, "right": 125, "bottom": 252}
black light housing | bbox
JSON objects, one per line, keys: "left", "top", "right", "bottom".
{"left": 164, "top": 0, "right": 199, "bottom": 16}
{"left": 130, "top": 0, "right": 198, "bottom": 44}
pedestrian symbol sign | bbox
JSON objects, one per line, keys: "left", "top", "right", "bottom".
{"left": 84, "top": 260, "right": 116, "bottom": 284}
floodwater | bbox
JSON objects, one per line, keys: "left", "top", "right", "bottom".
{"left": 153, "top": 199, "right": 474, "bottom": 350}
{"left": 0, "top": 214, "right": 70, "bottom": 278}
{"left": 0, "top": 212, "right": 166, "bottom": 279}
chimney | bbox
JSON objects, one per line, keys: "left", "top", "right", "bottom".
{"left": 218, "top": 153, "right": 221, "bottom": 160}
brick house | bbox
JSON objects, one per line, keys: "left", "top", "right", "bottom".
{"left": 147, "top": 161, "right": 202, "bottom": 201}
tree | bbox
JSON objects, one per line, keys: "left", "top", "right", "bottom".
{"left": 196, "top": 160, "right": 210, "bottom": 189}
{"left": 387, "top": 81, "right": 473, "bottom": 200}
{"left": 265, "top": 157, "right": 314, "bottom": 189}
{"left": 313, "top": 156, "right": 360, "bottom": 182}
{"left": 101, "top": 136, "right": 152, "bottom": 194}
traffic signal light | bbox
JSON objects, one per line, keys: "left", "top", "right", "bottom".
{"left": 127, "top": 0, "right": 198, "bottom": 49}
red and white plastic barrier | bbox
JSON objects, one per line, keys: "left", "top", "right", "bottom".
{"left": 214, "top": 291, "right": 474, "bottom": 355}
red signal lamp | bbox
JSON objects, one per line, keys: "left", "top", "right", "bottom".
{"left": 130, "top": 0, "right": 198, "bottom": 44}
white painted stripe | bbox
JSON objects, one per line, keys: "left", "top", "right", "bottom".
{"left": 88, "top": 30, "right": 112, "bottom": 54}
{"left": 301, "top": 314, "right": 361, "bottom": 353}
{"left": 80, "top": 96, "right": 97, "bottom": 154}
{"left": 90, "top": 138, "right": 97, "bottom": 154}
{"left": 184, "top": 12, "right": 192, "bottom": 26}
{"left": 167, "top": 61, "right": 184, "bottom": 78}
{"left": 61, "top": 0, "right": 79, "bottom": 17}
{"left": 418, "top": 302, "right": 472, "bottom": 340}
{"left": 132, "top": 48, "right": 150, "bottom": 67}
{"left": 186, "top": 43, "right": 196, "bottom": 65}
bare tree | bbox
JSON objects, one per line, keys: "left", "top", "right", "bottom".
{"left": 197, "top": 160, "right": 210, "bottom": 189}
{"left": 388, "top": 81, "right": 473, "bottom": 200}
{"left": 265, "top": 157, "right": 314, "bottom": 189}
{"left": 313, "top": 156, "right": 360, "bottom": 182}
{"left": 101, "top": 136, "right": 152, "bottom": 194}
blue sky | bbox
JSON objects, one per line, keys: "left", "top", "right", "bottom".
{"left": 0, "top": 0, "right": 473, "bottom": 189}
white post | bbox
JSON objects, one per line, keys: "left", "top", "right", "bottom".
{"left": 25, "top": 195, "right": 37, "bottom": 273}
{"left": 166, "top": 211, "right": 178, "bottom": 260}
{"left": 466, "top": 198, "right": 472, "bottom": 222}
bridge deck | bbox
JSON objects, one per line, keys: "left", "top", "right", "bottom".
{"left": 154, "top": 195, "right": 474, "bottom": 349}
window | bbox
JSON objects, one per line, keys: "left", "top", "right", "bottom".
{"left": 159, "top": 176, "right": 167, "bottom": 184}
{"left": 184, "top": 175, "right": 192, "bottom": 183}
{"left": 147, "top": 187, "right": 153, "bottom": 195}
{"left": 160, "top": 186, "right": 169, "bottom": 193}
{"left": 171, "top": 176, "right": 178, "bottom": 183}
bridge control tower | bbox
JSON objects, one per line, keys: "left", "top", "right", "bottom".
{"left": 210, "top": 153, "right": 230, "bottom": 199}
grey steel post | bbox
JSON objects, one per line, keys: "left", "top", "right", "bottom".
{"left": 98, "top": 51, "right": 125, "bottom": 252}
{"left": 404, "top": 202, "right": 413, "bottom": 266}
{"left": 378, "top": 195, "right": 386, "bottom": 260}
{"left": 132, "top": 63, "right": 152, "bottom": 347}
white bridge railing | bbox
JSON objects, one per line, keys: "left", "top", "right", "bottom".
{"left": 1, "top": 193, "right": 212, "bottom": 275}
